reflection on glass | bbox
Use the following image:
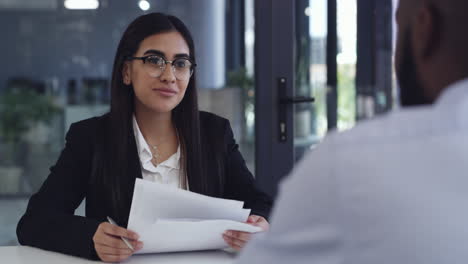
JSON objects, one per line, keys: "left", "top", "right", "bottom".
{"left": 337, "top": 0, "right": 357, "bottom": 131}
{"left": 294, "top": 0, "right": 358, "bottom": 161}
{"left": 392, "top": 0, "right": 399, "bottom": 109}
{"left": 242, "top": 0, "right": 256, "bottom": 174}
{"left": 294, "top": 0, "right": 328, "bottom": 161}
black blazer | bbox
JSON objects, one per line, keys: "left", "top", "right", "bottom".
{"left": 17, "top": 111, "right": 272, "bottom": 260}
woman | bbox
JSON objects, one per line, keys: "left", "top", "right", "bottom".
{"left": 16, "top": 13, "right": 272, "bottom": 262}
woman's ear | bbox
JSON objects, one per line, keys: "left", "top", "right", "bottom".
{"left": 122, "top": 62, "right": 132, "bottom": 85}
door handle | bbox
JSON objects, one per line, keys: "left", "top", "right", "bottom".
{"left": 280, "top": 96, "right": 315, "bottom": 104}
{"left": 278, "top": 77, "right": 315, "bottom": 142}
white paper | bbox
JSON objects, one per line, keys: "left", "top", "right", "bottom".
{"left": 128, "top": 179, "right": 262, "bottom": 254}
{"left": 138, "top": 219, "right": 262, "bottom": 253}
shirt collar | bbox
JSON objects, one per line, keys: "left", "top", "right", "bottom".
{"left": 132, "top": 115, "right": 153, "bottom": 163}
{"left": 161, "top": 145, "right": 181, "bottom": 169}
{"left": 132, "top": 115, "right": 181, "bottom": 169}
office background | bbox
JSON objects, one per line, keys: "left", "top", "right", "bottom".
{"left": 0, "top": 0, "right": 397, "bottom": 246}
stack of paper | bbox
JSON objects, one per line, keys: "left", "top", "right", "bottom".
{"left": 128, "top": 179, "right": 262, "bottom": 254}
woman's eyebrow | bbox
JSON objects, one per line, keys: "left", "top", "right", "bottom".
{"left": 143, "top": 49, "right": 165, "bottom": 57}
{"left": 143, "top": 50, "right": 190, "bottom": 59}
{"left": 174, "top": 53, "right": 190, "bottom": 59}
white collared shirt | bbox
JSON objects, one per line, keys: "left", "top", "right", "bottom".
{"left": 132, "top": 116, "right": 183, "bottom": 189}
{"left": 235, "top": 78, "right": 468, "bottom": 264}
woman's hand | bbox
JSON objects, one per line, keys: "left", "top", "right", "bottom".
{"left": 223, "top": 215, "right": 269, "bottom": 251}
{"left": 93, "top": 222, "right": 143, "bottom": 262}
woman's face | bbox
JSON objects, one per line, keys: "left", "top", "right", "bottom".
{"left": 124, "top": 31, "right": 192, "bottom": 114}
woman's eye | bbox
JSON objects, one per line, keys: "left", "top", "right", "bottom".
{"left": 174, "top": 60, "right": 189, "bottom": 68}
{"left": 147, "top": 56, "right": 164, "bottom": 65}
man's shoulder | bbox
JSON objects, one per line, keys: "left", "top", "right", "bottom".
{"left": 326, "top": 106, "right": 435, "bottom": 148}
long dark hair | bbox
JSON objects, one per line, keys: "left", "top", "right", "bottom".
{"left": 95, "top": 13, "right": 206, "bottom": 223}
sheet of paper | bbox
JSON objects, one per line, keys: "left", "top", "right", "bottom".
{"left": 137, "top": 219, "right": 262, "bottom": 253}
{"left": 129, "top": 179, "right": 250, "bottom": 225}
{"left": 128, "top": 179, "right": 260, "bottom": 253}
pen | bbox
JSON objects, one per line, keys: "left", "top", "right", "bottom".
{"left": 106, "top": 216, "right": 135, "bottom": 251}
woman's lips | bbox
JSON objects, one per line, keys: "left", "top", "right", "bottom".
{"left": 153, "top": 88, "right": 177, "bottom": 97}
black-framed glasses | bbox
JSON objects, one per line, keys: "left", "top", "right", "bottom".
{"left": 126, "top": 55, "right": 197, "bottom": 81}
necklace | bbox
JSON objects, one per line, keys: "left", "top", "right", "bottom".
{"left": 148, "top": 129, "right": 175, "bottom": 166}
{"left": 148, "top": 130, "right": 187, "bottom": 190}
{"left": 149, "top": 141, "right": 164, "bottom": 166}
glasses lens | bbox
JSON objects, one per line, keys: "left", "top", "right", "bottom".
{"left": 144, "top": 55, "right": 165, "bottom": 77}
{"left": 172, "top": 59, "right": 193, "bottom": 81}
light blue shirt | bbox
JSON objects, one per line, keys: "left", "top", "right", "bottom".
{"left": 235, "top": 78, "right": 468, "bottom": 264}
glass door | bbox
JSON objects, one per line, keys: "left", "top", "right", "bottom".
{"left": 254, "top": 0, "right": 357, "bottom": 197}
{"left": 294, "top": 0, "right": 329, "bottom": 161}
{"left": 293, "top": 0, "right": 357, "bottom": 162}
{"left": 254, "top": 0, "right": 392, "bottom": 198}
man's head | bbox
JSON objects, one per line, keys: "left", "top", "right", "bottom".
{"left": 395, "top": 0, "right": 468, "bottom": 106}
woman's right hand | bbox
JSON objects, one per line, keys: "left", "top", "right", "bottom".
{"left": 93, "top": 222, "right": 143, "bottom": 262}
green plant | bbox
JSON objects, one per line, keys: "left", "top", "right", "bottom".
{"left": 227, "top": 68, "right": 255, "bottom": 142}
{"left": 337, "top": 64, "right": 356, "bottom": 131}
{"left": 227, "top": 67, "right": 255, "bottom": 108}
{"left": 227, "top": 67, "right": 254, "bottom": 89}
{"left": 0, "top": 87, "right": 60, "bottom": 165}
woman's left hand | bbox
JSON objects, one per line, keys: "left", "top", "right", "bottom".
{"left": 223, "top": 215, "right": 269, "bottom": 251}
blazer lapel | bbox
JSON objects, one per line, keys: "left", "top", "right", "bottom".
{"left": 120, "top": 128, "right": 143, "bottom": 226}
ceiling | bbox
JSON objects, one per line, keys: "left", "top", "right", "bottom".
{"left": 0, "top": 0, "right": 58, "bottom": 10}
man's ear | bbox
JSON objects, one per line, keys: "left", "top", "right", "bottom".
{"left": 412, "top": 3, "right": 440, "bottom": 60}
{"left": 122, "top": 62, "right": 132, "bottom": 85}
